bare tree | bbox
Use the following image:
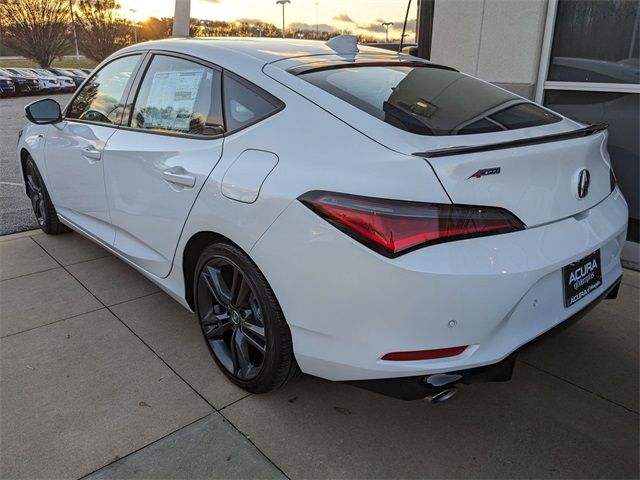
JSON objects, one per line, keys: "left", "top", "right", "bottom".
{"left": 2, "top": 0, "right": 71, "bottom": 67}
{"left": 75, "top": 0, "right": 132, "bottom": 62}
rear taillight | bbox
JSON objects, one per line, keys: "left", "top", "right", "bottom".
{"left": 299, "top": 191, "right": 525, "bottom": 257}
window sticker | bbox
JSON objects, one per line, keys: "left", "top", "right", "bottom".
{"left": 145, "top": 69, "right": 204, "bottom": 131}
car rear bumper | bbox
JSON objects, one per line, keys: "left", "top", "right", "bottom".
{"left": 347, "top": 275, "right": 622, "bottom": 400}
{"left": 251, "top": 188, "right": 628, "bottom": 381}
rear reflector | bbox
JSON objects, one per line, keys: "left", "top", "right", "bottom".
{"left": 299, "top": 191, "right": 524, "bottom": 257}
{"left": 382, "top": 346, "right": 468, "bottom": 361}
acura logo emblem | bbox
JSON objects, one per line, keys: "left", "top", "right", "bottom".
{"left": 577, "top": 169, "right": 590, "bottom": 199}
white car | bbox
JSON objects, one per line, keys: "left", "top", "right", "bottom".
{"left": 18, "top": 37, "right": 628, "bottom": 402}
{"left": 28, "top": 68, "right": 76, "bottom": 92}
{"left": 9, "top": 67, "right": 60, "bottom": 92}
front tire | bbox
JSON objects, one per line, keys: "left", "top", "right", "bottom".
{"left": 24, "top": 156, "right": 69, "bottom": 235}
{"left": 194, "top": 242, "right": 298, "bottom": 393}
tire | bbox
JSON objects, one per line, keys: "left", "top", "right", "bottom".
{"left": 194, "top": 242, "right": 299, "bottom": 393}
{"left": 24, "top": 156, "right": 70, "bottom": 235}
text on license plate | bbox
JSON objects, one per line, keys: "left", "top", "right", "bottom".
{"left": 562, "top": 250, "right": 602, "bottom": 308}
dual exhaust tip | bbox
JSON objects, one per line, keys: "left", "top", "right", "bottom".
{"left": 426, "top": 386, "right": 457, "bottom": 404}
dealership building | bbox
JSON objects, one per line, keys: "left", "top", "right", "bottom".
{"left": 416, "top": 0, "right": 639, "bottom": 268}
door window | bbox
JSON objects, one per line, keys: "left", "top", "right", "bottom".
{"left": 130, "top": 55, "right": 224, "bottom": 137}
{"left": 66, "top": 54, "right": 141, "bottom": 125}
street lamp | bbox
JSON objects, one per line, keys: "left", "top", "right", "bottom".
{"left": 130, "top": 8, "right": 138, "bottom": 43}
{"left": 172, "top": 0, "right": 191, "bottom": 37}
{"left": 382, "top": 21, "right": 393, "bottom": 43}
{"left": 276, "top": 0, "right": 290, "bottom": 39}
{"left": 68, "top": 0, "right": 80, "bottom": 59}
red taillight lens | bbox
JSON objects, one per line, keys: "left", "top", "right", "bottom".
{"left": 299, "top": 191, "right": 524, "bottom": 257}
{"left": 382, "top": 346, "right": 468, "bottom": 361}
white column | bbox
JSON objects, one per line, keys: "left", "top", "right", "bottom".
{"left": 172, "top": 0, "right": 191, "bottom": 37}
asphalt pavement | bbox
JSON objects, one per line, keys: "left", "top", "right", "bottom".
{"left": 0, "top": 93, "right": 73, "bottom": 235}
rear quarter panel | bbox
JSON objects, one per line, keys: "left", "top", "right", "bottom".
{"left": 171, "top": 70, "right": 450, "bottom": 296}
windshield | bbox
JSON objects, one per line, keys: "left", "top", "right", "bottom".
{"left": 299, "top": 65, "right": 561, "bottom": 136}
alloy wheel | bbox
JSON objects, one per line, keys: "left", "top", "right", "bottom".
{"left": 197, "top": 257, "right": 267, "bottom": 380}
{"left": 25, "top": 163, "right": 46, "bottom": 226}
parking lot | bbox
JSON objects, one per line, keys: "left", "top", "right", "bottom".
{"left": 0, "top": 93, "right": 638, "bottom": 478}
{"left": 0, "top": 93, "right": 73, "bottom": 235}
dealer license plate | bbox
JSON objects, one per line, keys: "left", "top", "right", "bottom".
{"left": 562, "top": 250, "right": 602, "bottom": 308}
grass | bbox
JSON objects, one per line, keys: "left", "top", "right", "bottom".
{"left": 0, "top": 57, "right": 97, "bottom": 69}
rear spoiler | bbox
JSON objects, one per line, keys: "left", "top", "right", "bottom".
{"left": 414, "top": 123, "right": 608, "bottom": 159}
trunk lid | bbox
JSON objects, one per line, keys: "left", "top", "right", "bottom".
{"left": 419, "top": 128, "right": 612, "bottom": 227}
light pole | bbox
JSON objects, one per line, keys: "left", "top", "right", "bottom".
{"left": 68, "top": 0, "right": 80, "bottom": 59}
{"left": 315, "top": 2, "right": 319, "bottom": 38}
{"left": 382, "top": 22, "right": 393, "bottom": 43}
{"left": 172, "top": 0, "right": 191, "bottom": 37}
{"left": 276, "top": 0, "right": 290, "bottom": 39}
{"left": 130, "top": 9, "right": 138, "bottom": 43}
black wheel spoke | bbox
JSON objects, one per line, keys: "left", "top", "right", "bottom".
{"left": 205, "top": 318, "right": 233, "bottom": 339}
{"left": 201, "top": 307, "right": 228, "bottom": 326}
{"left": 26, "top": 171, "right": 46, "bottom": 225}
{"left": 242, "top": 328, "right": 266, "bottom": 354}
{"left": 36, "top": 198, "right": 46, "bottom": 223}
{"left": 202, "top": 266, "right": 232, "bottom": 308}
{"left": 231, "top": 270, "right": 251, "bottom": 307}
{"left": 231, "top": 329, "right": 252, "bottom": 376}
{"left": 26, "top": 175, "right": 40, "bottom": 195}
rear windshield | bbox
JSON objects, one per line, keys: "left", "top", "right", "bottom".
{"left": 299, "top": 65, "right": 561, "bottom": 136}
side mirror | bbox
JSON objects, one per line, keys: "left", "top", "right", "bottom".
{"left": 25, "top": 98, "right": 62, "bottom": 125}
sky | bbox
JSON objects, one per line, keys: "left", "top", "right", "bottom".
{"left": 118, "top": 0, "right": 418, "bottom": 40}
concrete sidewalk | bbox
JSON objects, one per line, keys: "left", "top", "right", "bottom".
{"left": 1, "top": 230, "right": 638, "bottom": 479}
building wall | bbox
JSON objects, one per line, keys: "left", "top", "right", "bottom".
{"left": 429, "top": 0, "right": 548, "bottom": 99}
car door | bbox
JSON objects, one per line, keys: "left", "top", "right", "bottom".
{"left": 103, "top": 53, "right": 225, "bottom": 277}
{"left": 44, "top": 54, "right": 143, "bottom": 244}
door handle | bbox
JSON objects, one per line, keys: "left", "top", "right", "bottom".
{"left": 163, "top": 168, "right": 196, "bottom": 188}
{"left": 81, "top": 146, "right": 101, "bottom": 161}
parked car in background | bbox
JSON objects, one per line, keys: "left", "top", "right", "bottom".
{"left": 17, "top": 37, "right": 628, "bottom": 402}
{"left": 0, "top": 75, "right": 16, "bottom": 97}
{"left": 28, "top": 68, "right": 76, "bottom": 92}
{"left": 46, "top": 68, "right": 85, "bottom": 88}
{"left": 67, "top": 69, "right": 88, "bottom": 78}
{"left": 81, "top": 68, "right": 93, "bottom": 75}
{"left": 8, "top": 68, "right": 61, "bottom": 93}
{"left": 0, "top": 68, "right": 39, "bottom": 95}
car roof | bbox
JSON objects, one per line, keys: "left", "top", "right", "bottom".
{"left": 119, "top": 37, "right": 401, "bottom": 67}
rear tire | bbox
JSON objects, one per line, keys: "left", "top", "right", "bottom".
{"left": 24, "top": 155, "right": 69, "bottom": 235}
{"left": 194, "top": 242, "right": 299, "bottom": 393}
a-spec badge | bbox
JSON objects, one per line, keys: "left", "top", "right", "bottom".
{"left": 467, "top": 167, "right": 501, "bottom": 180}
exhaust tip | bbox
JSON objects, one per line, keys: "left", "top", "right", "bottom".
{"left": 426, "top": 387, "right": 457, "bottom": 404}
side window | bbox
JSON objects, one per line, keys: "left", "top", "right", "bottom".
{"left": 223, "top": 73, "right": 282, "bottom": 132}
{"left": 67, "top": 55, "right": 141, "bottom": 125}
{"left": 130, "top": 55, "right": 224, "bottom": 137}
